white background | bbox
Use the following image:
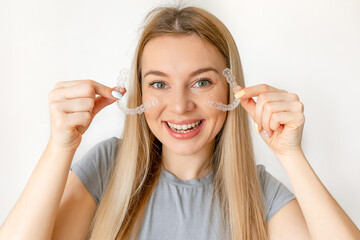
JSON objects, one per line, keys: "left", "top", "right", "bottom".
{"left": 1, "top": 0, "right": 359, "bottom": 228}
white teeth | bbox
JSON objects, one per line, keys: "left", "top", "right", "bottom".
{"left": 167, "top": 120, "right": 202, "bottom": 133}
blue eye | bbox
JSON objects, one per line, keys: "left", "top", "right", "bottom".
{"left": 193, "top": 78, "right": 212, "bottom": 88}
{"left": 149, "top": 81, "right": 167, "bottom": 89}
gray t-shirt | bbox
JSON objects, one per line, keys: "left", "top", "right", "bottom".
{"left": 70, "top": 137, "right": 296, "bottom": 239}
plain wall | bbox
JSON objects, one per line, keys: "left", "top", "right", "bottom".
{"left": 1, "top": 0, "right": 359, "bottom": 227}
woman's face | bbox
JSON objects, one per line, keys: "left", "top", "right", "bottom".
{"left": 141, "top": 34, "right": 228, "bottom": 155}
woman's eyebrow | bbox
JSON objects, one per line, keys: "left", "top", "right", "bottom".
{"left": 143, "top": 67, "right": 219, "bottom": 78}
{"left": 190, "top": 67, "right": 219, "bottom": 77}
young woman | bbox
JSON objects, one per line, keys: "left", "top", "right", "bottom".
{"left": 1, "top": 6, "right": 359, "bottom": 240}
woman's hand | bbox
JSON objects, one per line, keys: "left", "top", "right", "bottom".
{"left": 235, "top": 84, "right": 305, "bottom": 158}
{"left": 47, "top": 80, "right": 126, "bottom": 151}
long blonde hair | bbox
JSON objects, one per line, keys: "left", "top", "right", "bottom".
{"left": 88, "top": 5, "right": 267, "bottom": 240}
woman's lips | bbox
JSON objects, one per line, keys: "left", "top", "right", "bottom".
{"left": 163, "top": 120, "right": 205, "bottom": 140}
{"left": 166, "top": 119, "right": 203, "bottom": 125}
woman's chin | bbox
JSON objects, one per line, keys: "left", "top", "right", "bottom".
{"left": 163, "top": 144, "right": 201, "bottom": 156}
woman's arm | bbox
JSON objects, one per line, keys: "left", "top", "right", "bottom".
{"left": 276, "top": 150, "right": 360, "bottom": 240}
{"left": 267, "top": 198, "right": 311, "bottom": 239}
{"left": 0, "top": 80, "right": 122, "bottom": 239}
{"left": 0, "top": 142, "right": 76, "bottom": 240}
{"left": 235, "top": 84, "right": 360, "bottom": 239}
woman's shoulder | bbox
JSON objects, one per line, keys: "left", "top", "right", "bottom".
{"left": 94, "top": 136, "right": 121, "bottom": 151}
{"left": 256, "top": 164, "right": 296, "bottom": 222}
{"left": 70, "top": 137, "right": 121, "bottom": 204}
{"left": 78, "top": 136, "right": 121, "bottom": 168}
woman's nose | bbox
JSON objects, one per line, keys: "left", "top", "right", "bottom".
{"left": 167, "top": 89, "right": 196, "bottom": 114}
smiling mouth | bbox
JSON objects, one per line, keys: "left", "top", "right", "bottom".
{"left": 166, "top": 120, "right": 203, "bottom": 133}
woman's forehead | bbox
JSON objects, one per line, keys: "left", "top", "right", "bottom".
{"left": 141, "top": 34, "right": 226, "bottom": 77}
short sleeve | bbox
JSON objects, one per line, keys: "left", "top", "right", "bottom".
{"left": 257, "top": 164, "right": 296, "bottom": 222}
{"left": 70, "top": 137, "right": 120, "bottom": 204}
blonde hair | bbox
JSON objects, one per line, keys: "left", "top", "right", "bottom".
{"left": 88, "top": 5, "right": 267, "bottom": 240}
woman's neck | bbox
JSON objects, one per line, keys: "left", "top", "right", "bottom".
{"left": 161, "top": 140, "right": 214, "bottom": 181}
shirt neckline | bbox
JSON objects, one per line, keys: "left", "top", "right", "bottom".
{"left": 160, "top": 164, "right": 214, "bottom": 187}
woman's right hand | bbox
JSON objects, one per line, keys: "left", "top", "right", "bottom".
{"left": 48, "top": 80, "right": 126, "bottom": 151}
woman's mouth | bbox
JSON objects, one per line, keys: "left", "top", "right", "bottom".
{"left": 166, "top": 120, "right": 202, "bottom": 133}
{"left": 163, "top": 120, "right": 205, "bottom": 139}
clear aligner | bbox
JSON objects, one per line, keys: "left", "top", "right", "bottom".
{"left": 116, "top": 97, "right": 159, "bottom": 115}
{"left": 116, "top": 68, "right": 159, "bottom": 115}
{"left": 205, "top": 98, "right": 240, "bottom": 111}
{"left": 222, "top": 68, "right": 238, "bottom": 89}
{"left": 205, "top": 68, "right": 241, "bottom": 111}
{"left": 117, "top": 68, "right": 129, "bottom": 88}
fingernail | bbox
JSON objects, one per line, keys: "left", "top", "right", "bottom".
{"left": 254, "top": 123, "right": 259, "bottom": 133}
{"left": 111, "top": 90, "right": 123, "bottom": 99}
{"left": 113, "top": 86, "right": 126, "bottom": 94}
{"left": 234, "top": 90, "right": 246, "bottom": 99}
{"left": 263, "top": 130, "right": 269, "bottom": 139}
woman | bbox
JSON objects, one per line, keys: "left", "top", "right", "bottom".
{"left": 1, "top": 5, "right": 359, "bottom": 240}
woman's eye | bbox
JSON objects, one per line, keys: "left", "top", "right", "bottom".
{"left": 149, "top": 81, "right": 167, "bottom": 89}
{"left": 193, "top": 79, "right": 212, "bottom": 88}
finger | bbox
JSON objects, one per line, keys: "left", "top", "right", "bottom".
{"left": 50, "top": 85, "right": 126, "bottom": 104}
{"left": 269, "top": 111, "right": 305, "bottom": 133}
{"left": 262, "top": 101, "right": 303, "bottom": 136}
{"left": 256, "top": 92, "right": 300, "bottom": 102}
{"left": 49, "top": 83, "right": 96, "bottom": 101}
{"left": 92, "top": 96, "right": 117, "bottom": 117}
{"left": 238, "top": 85, "right": 285, "bottom": 126}
{"left": 254, "top": 92, "right": 296, "bottom": 131}
{"left": 54, "top": 80, "right": 92, "bottom": 89}
{"left": 55, "top": 98, "right": 95, "bottom": 113}
{"left": 55, "top": 80, "right": 124, "bottom": 100}
{"left": 112, "top": 86, "right": 127, "bottom": 96}
{"left": 240, "top": 97, "right": 257, "bottom": 121}
{"left": 237, "top": 84, "right": 285, "bottom": 100}
{"left": 95, "top": 86, "right": 127, "bottom": 116}
{"left": 66, "top": 112, "right": 92, "bottom": 128}
{"left": 91, "top": 80, "right": 121, "bottom": 100}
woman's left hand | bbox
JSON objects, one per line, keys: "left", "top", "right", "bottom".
{"left": 235, "top": 84, "right": 305, "bottom": 158}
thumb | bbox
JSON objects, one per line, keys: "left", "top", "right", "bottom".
{"left": 234, "top": 87, "right": 256, "bottom": 122}
{"left": 92, "top": 87, "right": 127, "bottom": 117}
{"left": 92, "top": 96, "right": 116, "bottom": 117}
{"left": 240, "top": 97, "right": 256, "bottom": 121}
